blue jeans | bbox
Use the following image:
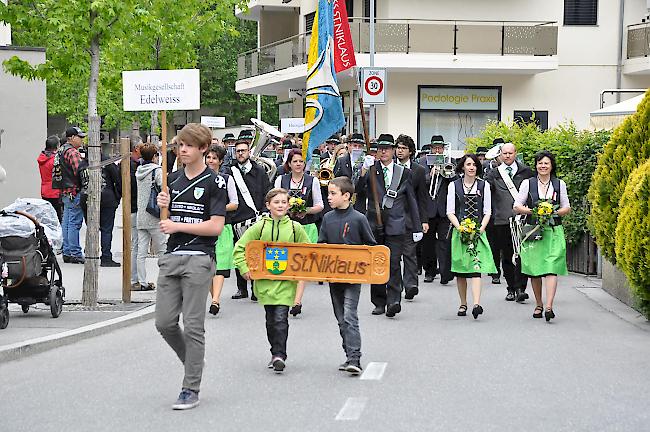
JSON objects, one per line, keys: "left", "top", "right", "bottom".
{"left": 330, "top": 283, "right": 362, "bottom": 363}
{"left": 62, "top": 194, "right": 84, "bottom": 257}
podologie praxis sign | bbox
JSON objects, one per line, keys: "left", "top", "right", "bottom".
{"left": 122, "top": 69, "right": 200, "bottom": 111}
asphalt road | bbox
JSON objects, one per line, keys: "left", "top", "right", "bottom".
{"left": 1, "top": 274, "right": 649, "bottom": 432}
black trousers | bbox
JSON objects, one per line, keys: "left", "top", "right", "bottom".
{"left": 99, "top": 206, "right": 117, "bottom": 261}
{"left": 402, "top": 233, "right": 418, "bottom": 289}
{"left": 486, "top": 223, "right": 501, "bottom": 277}
{"left": 43, "top": 197, "right": 63, "bottom": 222}
{"left": 371, "top": 233, "right": 405, "bottom": 308}
{"left": 421, "top": 216, "right": 453, "bottom": 282}
{"left": 233, "top": 231, "right": 252, "bottom": 293}
{"left": 490, "top": 224, "right": 527, "bottom": 292}
{"left": 264, "top": 305, "right": 289, "bottom": 360}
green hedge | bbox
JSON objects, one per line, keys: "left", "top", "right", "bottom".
{"left": 615, "top": 159, "right": 650, "bottom": 317}
{"left": 588, "top": 91, "right": 650, "bottom": 263}
{"left": 467, "top": 121, "right": 610, "bottom": 245}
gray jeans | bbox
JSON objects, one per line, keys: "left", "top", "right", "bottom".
{"left": 329, "top": 283, "right": 362, "bottom": 363}
{"left": 155, "top": 254, "right": 214, "bottom": 391}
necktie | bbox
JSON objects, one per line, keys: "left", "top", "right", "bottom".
{"left": 382, "top": 166, "right": 389, "bottom": 186}
{"left": 506, "top": 166, "right": 513, "bottom": 178}
{"left": 239, "top": 164, "right": 247, "bottom": 175}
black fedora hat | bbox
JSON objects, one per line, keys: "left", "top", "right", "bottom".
{"left": 376, "top": 133, "right": 395, "bottom": 147}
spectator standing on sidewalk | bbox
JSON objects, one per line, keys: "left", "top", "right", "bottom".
{"left": 52, "top": 126, "right": 86, "bottom": 264}
{"left": 38, "top": 135, "right": 63, "bottom": 222}
{"left": 134, "top": 143, "right": 166, "bottom": 290}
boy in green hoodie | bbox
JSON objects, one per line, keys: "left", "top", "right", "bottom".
{"left": 233, "top": 188, "right": 310, "bottom": 373}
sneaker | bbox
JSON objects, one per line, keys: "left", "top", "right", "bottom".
{"left": 267, "top": 360, "right": 274, "bottom": 369}
{"left": 338, "top": 362, "right": 349, "bottom": 371}
{"left": 272, "top": 356, "right": 285, "bottom": 373}
{"left": 171, "top": 388, "right": 199, "bottom": 410}
{"left": 345, "top": 362, "right": 363, "bottom": 376}
{"left": 100, "top": 259, "right": 121, "bottom": 268}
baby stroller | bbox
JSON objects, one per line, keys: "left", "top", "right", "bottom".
{"left": 0, "top": 198, "right": 65, "bottom": 329}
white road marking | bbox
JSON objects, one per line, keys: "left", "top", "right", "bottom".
{"left": 360, "top": 362, "right": 387, "bottom": 380}
{"left": 335, "top": 397, "right": 368, "bottom": 421}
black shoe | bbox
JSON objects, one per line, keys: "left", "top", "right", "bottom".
{"left": 290, "top": 303, "right": 302, "bottom": 316}
{"left": 231, "top": 290, "right": 248, "bottom": 299}
{"left": 491, "top": 276, "right": 501, "bottom": 284}
{"left": 371, "top": 306, "right": 385, "bottom": 315}
{"left": 209, "top": 303, "right": 220, "bottom": 316}
{"left": 404, "top": 287, "right": 419, "bottom": 300}
{"left": 533, "top": 305, "right": 543, "bottom": 319}
{"left": 251, "top": 293, "right": 258, "bottom": 302}
{"left": 63, "top": 255, "right": 72, "bottom": 263}
{"left": 515, "top": 289, "right": 529, "bottom": 303}
{"left": 472, "top": 304, "right": 483, "bottom": 319}
{"left": 423, "top": 274, "right": 434, "bottom": 283}
{"left": 457, "top": 304, "right": 467, "bottom": 316}
{"left": 68, "top": 256, "right": 85, "bottom": 264}
{"left": 100, "top": 259, "right": 120, "bottom": 268}
{"left": 440, "top": 278, "right": 451, "bottom": 285}
{"left": 386, "top": 303, "right": 401, "bottom": 318}
{"left": 545, "top": 308, "right": 555, "bottom": 322}
{"left": 505, "top": 291, "right": 515, "bottom": 301}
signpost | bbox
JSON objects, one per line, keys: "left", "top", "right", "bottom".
{"left": 122, "top": 68, "right": 200, "bottom": 300}
{"left": 200, "top": 116, "right": 226, "bottom": 129}
{"left": 361, "top": 68, "right": 386, "bottom": 105}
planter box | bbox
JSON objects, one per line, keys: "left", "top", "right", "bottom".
{"left": 601, "top": 258, "right": 635, "bottom": 307}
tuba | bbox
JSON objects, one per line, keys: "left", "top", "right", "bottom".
{"left": 249, "top": 118, "right": 281, "bottom": 181}
{"left": 317, "top": 167, "right": 334, "bottom": 186}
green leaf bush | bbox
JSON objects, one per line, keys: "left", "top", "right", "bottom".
{"left": 467, "top": 121, "right": 609, "bottom": 245}
{"left": 615, "top": 159, "right": 650, "bottom": 317}
{"left": 588, "top": 91, "right": 650, "bottom": 263}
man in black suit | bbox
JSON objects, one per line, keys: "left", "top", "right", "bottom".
{"left": 485, "top": 142, "right": 534, "bottom": 302}
{"left": 483, "top": 138, "right": 504, "bottom": 283}
{"left": 395, "top": 134, "right": 429, "bottom": 300}
{"left": 356, "top": 134, "right": 423, "bottom": 318}
{"left": 334, "top": 133, "right": 366, "bottom": 212}
{"left": 418, "top": 135, "right": 457, "bottom": 285}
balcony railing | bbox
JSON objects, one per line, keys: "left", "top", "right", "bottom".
{"left": 627, "top": 22, "right": 650, "bottom": 58}
{"left": 237, "top": 19, "right": 558, "bottom": 80}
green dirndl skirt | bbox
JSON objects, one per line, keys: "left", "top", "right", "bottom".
{"left": 302, "top": 222, "right": 318, "bottom": 244}
{"left": 520, "top": 225, "right": 568, "bottom": 277}
{"left": 450, "top": 230, "right": 497, "bottom": 275}
{"left": 215, "top": 224, "right": 234, "bottom": 271}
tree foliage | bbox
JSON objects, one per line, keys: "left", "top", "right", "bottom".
{"left": 588, "top": 91, "right": 650, "bottom": 263}
{"left": 467, "top": 121, "right": 610, "bottom": 246}
{"left": 615, "top": 159, "right": 650, "bottom": 317}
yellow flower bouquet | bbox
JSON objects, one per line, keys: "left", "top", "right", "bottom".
{"left": 459, "top": 217, "right": 481, "bottom": 271}
{"left": 288, "top": 196, "right": 307, "bottom": 214}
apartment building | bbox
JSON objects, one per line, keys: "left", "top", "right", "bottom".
{"left": 235, "top": 0, "right": 650, "bottom": 151}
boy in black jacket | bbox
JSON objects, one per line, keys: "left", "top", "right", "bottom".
{"left": 318, "top": 176, "right": 376, "bottom": 375}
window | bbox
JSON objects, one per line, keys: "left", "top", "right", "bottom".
{"left": 564, "top": 0, "right": 597, "bottom": 26}
{"left": 514, "top": 111, "right": 549, "bottom": 131}
{"left": 345, "top": 0, "right": 353, "bottom": 16}
{"left": 305, "top": 12, "right": 315, "bottom": 33}
{"left": 363, "top": 0, "right": 377, "bottom": 20}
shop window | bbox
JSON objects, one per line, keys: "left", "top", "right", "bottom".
{"left": 514, "top": 110, "right": 549, "bottom": 131}
{"left": 564, "top": 0, "right": 597, "bottom": 26}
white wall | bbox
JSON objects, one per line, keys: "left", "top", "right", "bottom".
{"left": 0, "top": 48, "right": 47, "bottom": 208}
{"left": 0, "top": 0, "right": 10, "bottom": 46}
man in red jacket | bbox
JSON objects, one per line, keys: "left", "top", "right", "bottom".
{"left": 37, "top": 136, "right": 63, "bottom": 222}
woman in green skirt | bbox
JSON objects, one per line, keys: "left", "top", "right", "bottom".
{"left": 446, "top": 154, "right": 497, "bottom": 319}
{"left": 514, "top": 150, "right": 571, "bottom": 322}
{"left": 274, "top": 148, "right": 323, "bottom": 243}
{"left": 206, "top": 145, "right": 239, "bottom": 315}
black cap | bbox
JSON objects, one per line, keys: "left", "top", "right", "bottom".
{"left": 349, "top": 133, "right": 365, "bottom": 144}
{"left": 325, "top": 134, "right": 340, "bottom": 144}
{"left": 493, "top": 138, "right": 505, "bottom": 145}
{"left": 430, "top": 135, "right": 444, "bottom": 145}
{"left": 66, "top": 126, "right": 87, "bottom": 138}
{"left": 376, "top": 133, "right": 395, "bottom": 147}
{"left": 238, "top": 129, "right": 254, "bottom": 140}
{"left": 369, "top": 142, "right": 378, "bottom": 152}
{"left": 420, "top": 144, "right": 432, "bottom": 152}
{"left": 281, "top": 138, "right": 293, "bottom": 149}
{"left": 223, "top": 133, "right": 236, "bottom": 142}
{"left": 476, "top": 146, "right": 488, "bottom": 155}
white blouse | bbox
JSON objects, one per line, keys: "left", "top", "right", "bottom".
{"left": 514, "top": 178, "right": 570, "bottom": 209}
{"left": 446, "top": 180, "right": 492, "bottom": 216}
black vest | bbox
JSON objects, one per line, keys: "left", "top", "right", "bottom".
{"left": 281, "top": 173, "right": 317, "bottom": 225}
{"left": 51, "top": 143, "right": 78, "bottom": 190}
{"left": 453, "top": 178, "right": 486, "bottom": 221}
{"left": 525, "top": 177, "right": 562, "bottom": 225}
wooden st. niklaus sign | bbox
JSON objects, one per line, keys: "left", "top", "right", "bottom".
{"left": 245, "top": 241, "right": 390, "bottom": 284}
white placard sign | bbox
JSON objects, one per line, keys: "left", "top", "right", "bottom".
{"left": 361, "top": 68, "right": 386, "bottom": 104}
{"left": 122, "top": 69, "right": 200, "bottom": 112}
{"left": 200, "top": 116, "right": 225, "bottom": 128}
{"left": 281, "top": 117, "right": 305, "bottom": 133}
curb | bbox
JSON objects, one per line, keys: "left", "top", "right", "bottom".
{"left": 0, "top": 304, "right": 156, "bottom": 363}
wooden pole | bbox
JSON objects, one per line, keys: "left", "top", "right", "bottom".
{"left": 120, "top": 137, "right": 132, "bottom": 304}
{"left": 161, "top": 110, "right": 169, "bottom": 220}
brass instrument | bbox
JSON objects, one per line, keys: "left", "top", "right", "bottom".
{"left": 249, "top": 118, "right": 281, "bottom": 181}
{"left": 317, "top": 167, "right": 334, "bottom": 187}
{"left": 428, "top": 142, "right": 455, "bottom": 197}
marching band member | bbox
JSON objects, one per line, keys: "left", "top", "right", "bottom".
{"left": 419, "top": 135, "right": 456, "bottom": 285}
{"left": 333, "top": 133, "right": 367, "bottom": 212}
{"left": 356, "top": 133, "right": 423, "bottom": 318}
{"left": 483, "top": 138, "right": 504, "bottom": 284}
{"left": 485, "top": 142, "right": 534, "bottom": 302}
{"left": 395, "top": 134, "right": 429, "bottom": 300}
{"left": 513, "top": 150, "right": 570, "bottom": 322}
{"left": 447, "top": 154, "right": 496, "bottom": 319}
{"left": 274, "top": 148, "right": 324, "bottom": 243}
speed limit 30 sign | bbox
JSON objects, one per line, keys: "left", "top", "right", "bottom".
{"left": 361, "top": 68, "right": 386, "bottom": 104}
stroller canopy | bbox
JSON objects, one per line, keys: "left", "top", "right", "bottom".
{"left": 0, "top": 198, "right": 63, "bottom": 250}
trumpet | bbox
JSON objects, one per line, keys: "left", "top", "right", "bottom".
{"left": 318, "top": 167, "right": 334, "bottom": 186}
